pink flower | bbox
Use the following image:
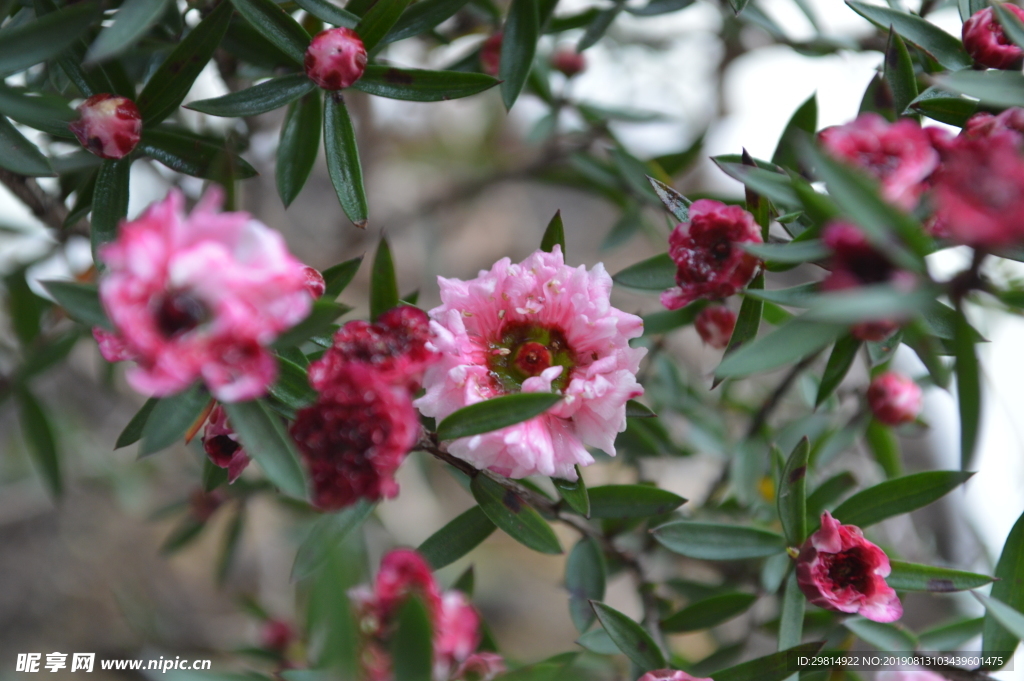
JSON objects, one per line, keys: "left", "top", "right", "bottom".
{"left": 259, "top": 618, "right": 294, "bottom": 651}
{"left": 480, "top": 33, "right": 502, "bottom": 77}
{"left": 375, "top": 548, "right": 443, "bottom": 618}
{"left": 551, "top": 49, "right": 586, "bottom": 77}
{"left": 304, "top": 27, "right": 367, "bottom": 90}
{"left": 818, "top": 114, "right": 939, "bottom": 210}
{"left": 660, "top": 199, "right": 762, "bottom": 311}
{"left": 92, "top": 327, "right": 135, "bottom": 362}
{"left": 304, "top": 266, "right": 326, "bottom": 299}
{"left": 202, "top": 405, "right": 250, "bottom": 483}
{"left": 290, "top": 364, "right": 418, "bottom": 510}
{"left": 435, "top": 592, "right": 481, "bottom": 664}
{"left": 415, "top": 246, "right": 646, "bottom": 480}
{"left": 638, "top": 671, "right": 712, "bottom": 681}
{"left": 962, "top": 108, "right": 1024, "bottom": 141}
{"left": 695, "top": 305, "right": 736, "bottom": 349}
{"left": 963, "top": 6, "right": 1024, "bottom": 70}
{"left": 309, "top": 305, "right": 438, "bottom": 392}
{"left": 69, "top": 93, "right": 142, "bottom": 160}
{"left": 867, "top": 372, "right": 923, "bottom": 426}
{"left": 876, "top": 671, "right": 947, "bottom": 681}
{"left": 452, "top": 653, "right": 506, "bottom": 681}
{"left": 95, "top": 189, "right": 312, "bottom": 402}
{"left": 796, "top": 511, "right": 902, "bottom": 623}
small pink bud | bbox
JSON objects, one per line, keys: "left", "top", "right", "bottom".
{"left": 695, "top": 305, "right": 736, "bottom": 349}
{"left": 304, "top": 27, "right": 368, "bottom": 90}
{"left": 69, "top": 93, "right": 142, "bottom": 160}
{"left": 259, "top": 618, "right": 294, "bottom": 651}
{"left": 963, "top": 6, "right": 1024, "bottom": 70}
{"left": 638, "top": 671, "right": 713, "bottom": 681}
{"left": 867, "top": 372, "right": 923, "bottom": 426}
{"left": 551, "top": 49, "right": 586, "bottom": 77}
{"left": 303, "top": 266, "right": 326, "bottom": 299}
{"left": 480, "top": 33, "right": 503, "bottom": 77}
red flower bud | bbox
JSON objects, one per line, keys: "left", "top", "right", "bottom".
{"left": 259, "top": 619, "right": 294, "bottom": 651}
{"left": 551, "top": 49, "right": 586, "bottom": 77}
{"left": 480, "top": 33, "right": 502, "bottom": 77}
{"left": 695, "top": 305, "right": 736, "bottom": 349}
{"left": 303, "top": 266, "right": 326, "bottom": 299}
{"left": 963, "top": 6, "right": 1024, "bottom": 70}
{"left": 202, "top": 405, "right": 250, "bottom": 483}
{"left": 867, "top": 372, "right": 923, "bottom": 426}
{"left": 69, "top": 93, "right": 142, "bottom": 160}
{"left": 304, "top": 27, "right": 368, "bottom": 90}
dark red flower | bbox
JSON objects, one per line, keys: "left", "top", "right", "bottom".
{"left": 963, "top": 6, "right": 1024, "bottom": 70}
{"left": 69, "top": 93, "right": 142, "bottom": 160}
{"left": 304, "top": 27, "right": 367, "bottom": 90}
{"left": 480, "top": 33, "right": 502, "bottom": 77}
{"left": 695, "top": 305, "right": 736, "bottom": 349}
{"left": 551, "top": 49, "right": 586, "bottom": 77}
{"left": 796, "top": 511, "right": 902, "bottom": 622}
{"left": 202, "top": 405, "right": 250, "bottom": 483}
{"left": 660, "top": 199, "right": 762, "bottom": 311}
{"left": 867, "top": 372, "right": 923, "bottom": 426}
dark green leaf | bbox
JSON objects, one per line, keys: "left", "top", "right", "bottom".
{"left": 0, "top": 116, "right": 53, "bottom": 177}
{"left": 816, "top": 335, "right": 860, "bottom": 406}
{"left": 934, "top": 69, "right": 1024, "bottom": 108}
{"left": 590, "top": 601, "right": 666, "bottom": 670}
{"left": 566, "top": 537, "right": 606, "bottom": 632}
{"left": 292, "top": 500, "right": 375, "bottom": 580}
{"left": 0, "top": 2, "right": 98, "bottom": 77}
{"left": 17, "top": 387, "right": 61, "bottom": 496}
{"left": 779, "top": 572, "right": 804, "bottom": 652}
{"left": 625, "top": 400, "right": 656, "bottom": 418}
{"left": 626, "top": 0, "right": 695, "bottom": 16}
{"left": 866, "top": 418, "right": 901, "bottom": 478}
{"left": 272, "top": 299, "right": 345, "bottom": 348}
{"left": 437, "top": 392, "right": 561, "bottom": 440}
{"left": 806, "top": 471, "right": 857, "bottom": 519}
{"left": 720, "top": 272, "right": 764, "bottom": 369}
{"left": 295, "top": 0, "right": 359, "bottom": 27}
{"left": 418, "top": 505, "right": 497, "bottom": 569}
{"left": 216, "top": 503, "right": 245, "bottom": 584}
{"left": 540, "top": 210, "right": 565, "bottom": 254}
{"left": 777, "top": 437, "right": 809, "bottom": 545}
{"left": 742, "top": 241, "right": 829, "bottom": 264}
{"left": 953, "top": 308, "right": 980, "bottom": 470}
{"left": 884, "top": 29, "right": 917, "bottom": 119}
{"left": 452, "top": 565, "right": 474, "bottom": 595}
{"left": 886, "top": 560, "right": 994, "bottom": 592}
{"left": 369, "top": 237, "right": 399, "bottom": 321}
{"left": 977, "top": 593, "right": 1024, "bottom": 649}
{"left": 136, "top": 0, "right": 233, "bottom": 124}
{"left": 772, "top": 93, "right": 816, "bottom": 171}
{"left": 908, "top": 90, "right": 977, "bottom": 127}
{"left": 919, "top": 617, "right": 984, "bottom": 651}
{"left": 713, "top": 643, "right": 825, "bottom": 681}
{"left": 91, "top": 158, "right": 132, "bottom": 256}
{"left": 115, "top": 398, "right": 158, "bottom": 448}
{"left": 324, "top": 92, "right": 368, "bottom": 228}
{"left": 139, "top": 127, "right": 258, "bottom": 180}
{"left": 612, "top": 253, "right": 675, "bottom": 291}
{"left": 224, "top": 399, "right": 308, "bottom": 499}
{"left": 715, "top": 320, "right": 845, "bottom": 379}
{"left": 642, "top": 301, "right": 708, "bottom": 335}
{"left": 993, "top": 3, "right": 1024, "bottom": 51}
{"left": 85, "top": 0, "right": 172, "bottom": 64}
{"left": 160, "top": 515, "right": 206, "bottom": 554}
{"left": 383, "top": 0, "right": 469, "bottom": 43}
{"left": 277, "top": 90, "right": 322, "bottom": 208}
{"left": 352, "top": 65, "right": 500, "bottom": 101}
{"left": 188, "top": 74, "right": 316, "bottom": 117}
{"left": 587, "top": 484, "right": 685, "bottom": 519}
{"left": 831, "top": 470, "right": 974, "bottom": 528}
{"left": 19, "top": 331, "right": 79, "bottom": 380}
{"left": 846, "top": 1, "right": 971, "bottom": 70}
{"left": 743, "top": 283, "right": 819, "bottom": 308}
{"left": 202, "top": 456, "right": 229, "bottom": 492}
{"left": 661, "top": 592, "right": 757, "bottom": 633}
{"left": 139, "top": 383, "right": 210, "bottom": 456}
{"left": 269, "top": 356, "right": 318, "bottom": 410}
{"left": 470, "top": 474, "right": 562, "bottom": 554}
{"left": 231, "top": 0, "right": 310, "bottom": 64}
{"left": 499, "top": 0, "right": 539, "bottom": 109}
{"left": 844, "top": 617, "right": 917, "bottom": 651}
{"left": 322, "top": 255, "right": 363, "bottom": 298}
{"left": 713, "top": 162, "right": 799, "bottom": 211}
{"left": 983, "top": 509, "right": 1024, "bottom": 666}
{"left": 652, "top": 521, "right": 786, "bottom": 560}
{"left": 0, "top": 85, "right": 76, "bottom": 138}
{"left": 553, "top": 467, "right": 589, "bottom": 517}
{"left": 648, "top": 176, "right": 690, "bottom": 222}
{"left": 356, "top": 0, "right": 412, "bottom": 51}
{"left": 392, "top": 597, "right": 433, "bottom": 681}
{"left": 575, "top": 627, "right": 620, "bottom": 655}
{"left": 41, "top": 280, "right": 111, "bottom": 329}
{"left": 577, "top": 5, "right": 620, "bottom": 51}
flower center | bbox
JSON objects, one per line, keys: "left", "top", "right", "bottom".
{"left": 487, "top": 322, "right": 575, "bottom": 393}
{"left": 155, "top": 291, "right": 208, "bottom": 338}
{"left": 711, "top": 239, "right": 732, "bottom": 261}
{"left": 205, "top": 434, "right": 240, "bottom": 466}
{"left": 825, "top": 547, "right": 872, "bottom": 593}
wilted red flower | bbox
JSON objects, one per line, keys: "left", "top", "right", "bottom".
{"left": 695, "top": 305, "right": 736, "bottom": 349}
{"left": 259, "top": 618, "right": 294, "bottom": 652}
{"left": 202, "top": 405, "right": 250, "bottom": 483}
{"left": 962, "top": 6, "right": 1024, "bottom": 70}
{"left": 796, "top": 511, "right": 902, "bottom": 623}
{"left": 818, "top": 114, "right": 939, "bottom": 210}
{"left": 551, "top": 49, "right": 586, "bottom": 77}
{"left": 304, "top": 27, "right": 368, "bottom": 90}
{"left": 867, "top": 372, "right": 923, "bottom": 426}
{"left": 660, "top": 199, "right": 762, "bottom": 311}
{"left": 480, "top": 33, "right": 502, "bottom": 77}
{"left": 638, "top": 671, "right": 713, "bottom": 681}
{"left": 303, "top": 266, "right": 326, "bottom": 299}
{"left": 69, "top": 93, "right": 142, "bottom": 160}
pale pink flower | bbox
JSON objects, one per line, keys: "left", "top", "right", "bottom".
{"left": 95, "top": 189, "right": 312, "bottom": 402}
{"left": 638, "top": 671, "right": 713, "bottom": 681}
{"left": 416, "top": 246, "right": 646, "bottom": 480}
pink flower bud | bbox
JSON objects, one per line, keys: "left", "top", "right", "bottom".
{"left": 796, "top": 511, "right": 903, "bottom": 623}
{"left": 480, "top": 33, "right": 502, "bottom": 77}
{"left": 867, "top": 372, "right": 923, "bottom": 426}
{"left": 259, "top": 618, "right": 294, "bottom": 651}
{"left": 638, "top": 671, "right": 713, "bottom": 681}
{"left": 69, "top": 93, "right": 142, "bottom": 160}
{"left": 304, "top": 27, "right": 368, "bottom": 90}
{"left": 963, "top": 6, "right": 1024, "bottom": 70}
{"left": 303, "top": 266, "right": 326, "bottom": 299}
{"left": 202, "top": 405, "right": 250, "bottom": 483}
{"left": 695, "top": 305, "right": 736, "bottom": 349}
{"left": 551, "top": 49, "right": 586, "bottom": 77}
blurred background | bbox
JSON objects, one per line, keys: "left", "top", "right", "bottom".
{"left": 1, "top": 0, "right": 1023, "bottom": 676}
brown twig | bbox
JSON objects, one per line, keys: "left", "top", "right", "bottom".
{"left": 0, "top": 169, "right": 70, "bottom": 232}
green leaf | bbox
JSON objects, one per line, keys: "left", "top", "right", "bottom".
{"left": 0, "top": 116, "right": 53, "bottom": 177}
{"left": 566, "top": 537, "right": 606, "bottom": 632}
{"left": 231, "top": 0, "right": 310, "bottom": 64}
{"left": 91, "top": 158, "right": 132, "bottom": 257}
{"left": 982, "top": 509, "right": 1024, "bottom": 666}
{"left": 0, "top": 2, "right": 98, "bottom": 77}
{"left": 652, "top": 521, "right": 786, "bottom": 560}
{"left": 577, "top": 5, "right": 621, "bottom": 51}
{"left": 576, "top": 627, "right": 620, "bottom": 655}
{"left": 41, "top": 280, "right": 111, "bottom": 330}
{"left": 884, "top": 29, "right": 917, "bottom": 119}
{"left": 626, "top": 0, "right": 695, "bottom": 16}
{"left": 772, "top": 93, "right": 816, "bottom": 171}
{"left": 391, "top": 596, "right": 434, "bottom": 681}
{"left": 720, "top": 272, "right": 764, "bottom": 372}
{"left": 919, "top": 617, "right": 984, "bottom": 651}
{"left": 540, "top": 210, "right": 565, "bottom": 254}
{"left": 661, "top": 592, "right": 757, "bottom": 633}
{"left": 908, "top": 90, "right": 977, "bottom": 127}
{"left": 294, "top": 0, "right": 359, "bottom": 27}
{"left": 647, "top": 176, "right": 691, "bottom": 222}
{"left": 452, "top": 565, "right": 475, "bottom": 595}
{"left": 846, "top": 1, "right": 971, "bottom": 71}
{"left": 0, "top": 85, "right": 76, "bottom": 138}
{"left": 418, "top": 505, "right": 497, "bottom": 569}
{"left": 844, "top": 617, "right": 917, "bottom": 651}
{"left": 272, "top": 300, "right": 345, "bottom": 349}
{"left": 139, "top": 127, "right": 258, "bottom": 180}
{"left": 324, "top": 93, "right": 368, "bottom": 228}
{"left": 993, "top": 3, "right": 1024, "bottom": 51}
{"left": 777, "top": 437, "right": 809, "bottom": 545}
{"left": 291, "top": 500, "right": 375, "bottom": 580}
{"left": 382, "top": 0, "right": 469, "bottom": 43}
{"left": 866, "top": 417, "right": 901, "bottom": 478}
{"left": 816, "top": 335, "right": 860, "bottom": 407}
{"left": 277, "top": 90, "right": 322, "bottom": 208}
{"left": 743, "top": 283, "right": 818, "bottom": 308}
{"left": 115, "top": 398, "right": 158, "bottom": 449}
{"left": 953, "top": 308, "right": 981, "bottom": 470}
{"left": 713, "top": 643, "right": 825, "bottom": 681}
{"left": 216, "top": 503, "right": 245, "bottom": 584}
{"left": 356, "top": 0, "right": 412, "bottom": 51}
{"left": 715, "top": 320, "right": 845, "bottom": 379}
{"left": 224, "top": 399, "right": 308, "bottom": 499}
{"left": 368, "top": 237, "right": 399, "bottom": 321}
{"left": 160, "top": 515, "right": 207, "bottom": 555}
{"left": 642, "top": 301, "right": 708, "bottom": 335}
{"left": 742, "top": 241, "right": 829, "bottom": 264}
{"left": 886, "top": 560, "right": 994, "bottom": 592}
{"left": 19, "top": 330, "right": 79, "bottom": 380}
{"left": 352, "top": 65, "right": 500, "bottom": 101}
{"left": 470, "top": 475, "right": 562, "bottom": 554}
{"left": 136, "top": 0, "right": 233, "bottom": 125}
{"left": 626, "top": 400, "right": 656, "bottom": 418}
{"left": 139, "top": 384, "right": 210, "bottom": 456}
{"left": 806, "top": 471, "right": 857, "bottom": 519}
{"left": 85, "top": 0, "right": 172, "bottom": 64}
{"left": 201, "top": 456, "right": 229, "bottom": 492}
{"left": 713, "top": 162, "right": 799, "bottom": 211}
{"left": 977, "top": 593, "right": 1024, "bottom": 654}
{"left": 499, "top": 0, "right": 539, "bottom": 109}
{"left": 268, "top": 356, "right": 318, "bottom": 410}
{"left": 17, "top": 387, "right": 61, "bottom": 496}
{"left": 586, "top": 484, "right": 685, "bottom": 519}
{"left": 188, "top": 74, "right": 316, "bottom": 117}
{"left": 779, "top": 572, "right": 804, "bottom": 652}
{"left": 934, "top": 69, "right": 1024, "bottom": 108}
{"left": 437, "top": 392, "right": 561, "bottom": 441}
{"left": 322, "top": 255, "right": 363, "bottom": 298}
{"left": 590, "top": 601, "right": 666, "bottom": 670}
{"left": 553, "top": 467, "right": 590, "bottom": 517}
{"left": 612, "top": 253, "right": 675, "bottom": 291}
{"left": 831, "top": 470, "right": 974, "bottom": 528}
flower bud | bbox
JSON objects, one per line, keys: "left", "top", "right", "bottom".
{"left": 480, "top": 33, "right": 503, "bottom": 77}
{"left": 69, "top": 94, "right": 142, "bottom": 160}
{"left": 303, "top": 266, "right": 326, "bottom": 299}
{"left": 963, "top": 6, "right": 1024, "bottom": 70}
{"left": 259, "top": 619, "right": 294, "bottom": 652}
{"left": 304, "top": 27, "right": 368, "bottom": 90}
{"left": 695, "top": 305, "right": 736, "bottom": 349}
{"left": 551, "top": 49, "right": 586, "bottom": 77}
{"left": 867, "top": 372, "right": 923, "bottom": 426}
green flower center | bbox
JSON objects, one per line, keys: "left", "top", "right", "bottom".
{"left": 487, "top": 322, "right": 576, "bottom": 393}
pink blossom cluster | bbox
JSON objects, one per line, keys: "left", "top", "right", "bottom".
{"left": 349, "top": 549, "right": 504, "bottom": 681}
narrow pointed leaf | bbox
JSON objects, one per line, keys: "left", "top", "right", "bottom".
{"left": 356, "top": 0, "right": 412, "bottom": 51}
{"left": 577, "top": 5, "right": 620, "bottom": 51}
{"left": 470, "top": 475, "right": 562, "bottom": 554}
{"left": 0, "top": 85, "right": 76, "bottom": 138}
{"left": 884, "top": 29, "right": 917, "bottom": 118}
{"left": 294, "top": 0, "right": 359, "bottom": 27}
{"left": 953, "top": 309, "right": 981, "bottom": 470}
{"left": 351, "top": 66, "right": 499, "bottom": 101}
{"left": 499, "top": 0, "right": 539, "bottom": 109}
{"left": 272, "top": 300, "right": 345, "bottom": 348}
{"left": 886, "top": 561, "right": 994, "bottom": 592}
{"left": 139, "top": 383, "right": 210, "bottom": 456}
{"left": 277, "top": 90, "right": 322, "bottom": 208}
{"left": 866, "top": 418, "right": 901, "bottom": 478}
{"left": 324, "top": 93, "right": 368, "bottom": 228}
{"left": 844, "top": 617, "right": 918, "bottom": 651}
{"left": 0, "top": 116, "right": 53, "bottom": 176}
{"left": 846, "top": 1, "right": 971, "bottom": 70}
{"left": 625, "top": 400, "right": 656, "bottom": 418}
{"left": 418, "top": 506, "right": 497, "bottom": 569}
{"left": 715, "top": 319, "right": 845, "bottom": 379}
{"left": 742, "top": 241, "right": 829, "bottom": 264}
{"left": 772, "top": 93, "right": 816, "bottom": 171}
{"left": 382, "top": 0, "right": 470, "bottom": 43}
{"left": 391, "top": 597, "right": 434, "bottom": 681}
{"left": 188, "top": 74, "right": 316, "bottom": 117}
{"left": 17, "top": 387, "right": 61, "bottom": 496}
{"left": 553, "top": 467, "right": 589, "bottom": 517}
{"left": 322, "top": 255, "right": 363, "bottom": 298}
{"left": 713, "top": 643, "right": 825, "bottom": 681}
{"left": 115, "top": 398, "right": 158, "bottom": 448}
{"left": 587, "top": 485, "right": 685, "bottom": 519}
{"left": 647, "top": 176, "right": 690, "bottom": 222}
{"left": 231, "top": 0, "right": 310, "bottom": 64}
{"left": 993, "top": 4, "right": 1024, "bottom": 51}
{"left": 566, "top": 538, "right": 606, "bottom": 632}
{"left": 590, "top": 601, "right": 666, "bottom": 670}
{"left": 652, "top": 521, "right": 786, "bottom": 560}
{"left": 139, "top": 127, "right": 258, "bottom": 180}
{"left": 935, "top": 69, "right": 1024, "bottom": 108}
{"left": 919, "top": 617, "right": 984, "bottom": 651}
{"left": 369, "top": 237, "right": 399, "bottom": 321}
{"left": 268, "top": 356, "right": 318, "bottom": 410}
{"left": 831, "top": 470, "right": 974, "bottom": 528}
{"left": 452, "top": 565, "right": 474, "bottom": 595}
{"left": 661, "top": 592, "right": 757, "bottom": 633}
{"left": 292, "top": 500, "right": 375, "bottom": 580}
{"left": 540, "top": 210, "right": 565, "bottom": 254}
{"left": 982, "top": 509, "right": 1024, "bottom": 666}
{"left": 85, "top": 0, "right": 173, "bottom": 64}
{"left": 779, "top": 572, "right": 804, "bottom": 652}
{"left": 0, "top": 2, "right": 99, "bottom": 77}
{"left": 806, "top": 471, "right": 857, "bottom": 520}
{"left": 777, "top": 437, "right": 809, "bottom": 545}
{"left": 642, "top": 302, "right": 707, "bottom": 335}
{"left": 978, "top": 592, "right": 1024, "bottom": 659}
{"left": 612, "top": 253, "right": 675, "bottom": 291}
{"left": 816, "top": 335, "right": 861, "bottom": 406}
{"left": 42, "top": 280, "right": 111, "bottom": 329}
{"left": 224, "top": 399, "right": 308, "bottom": 500}
{"left": 438, "top": 392, "right": 561, "bottom": 440}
